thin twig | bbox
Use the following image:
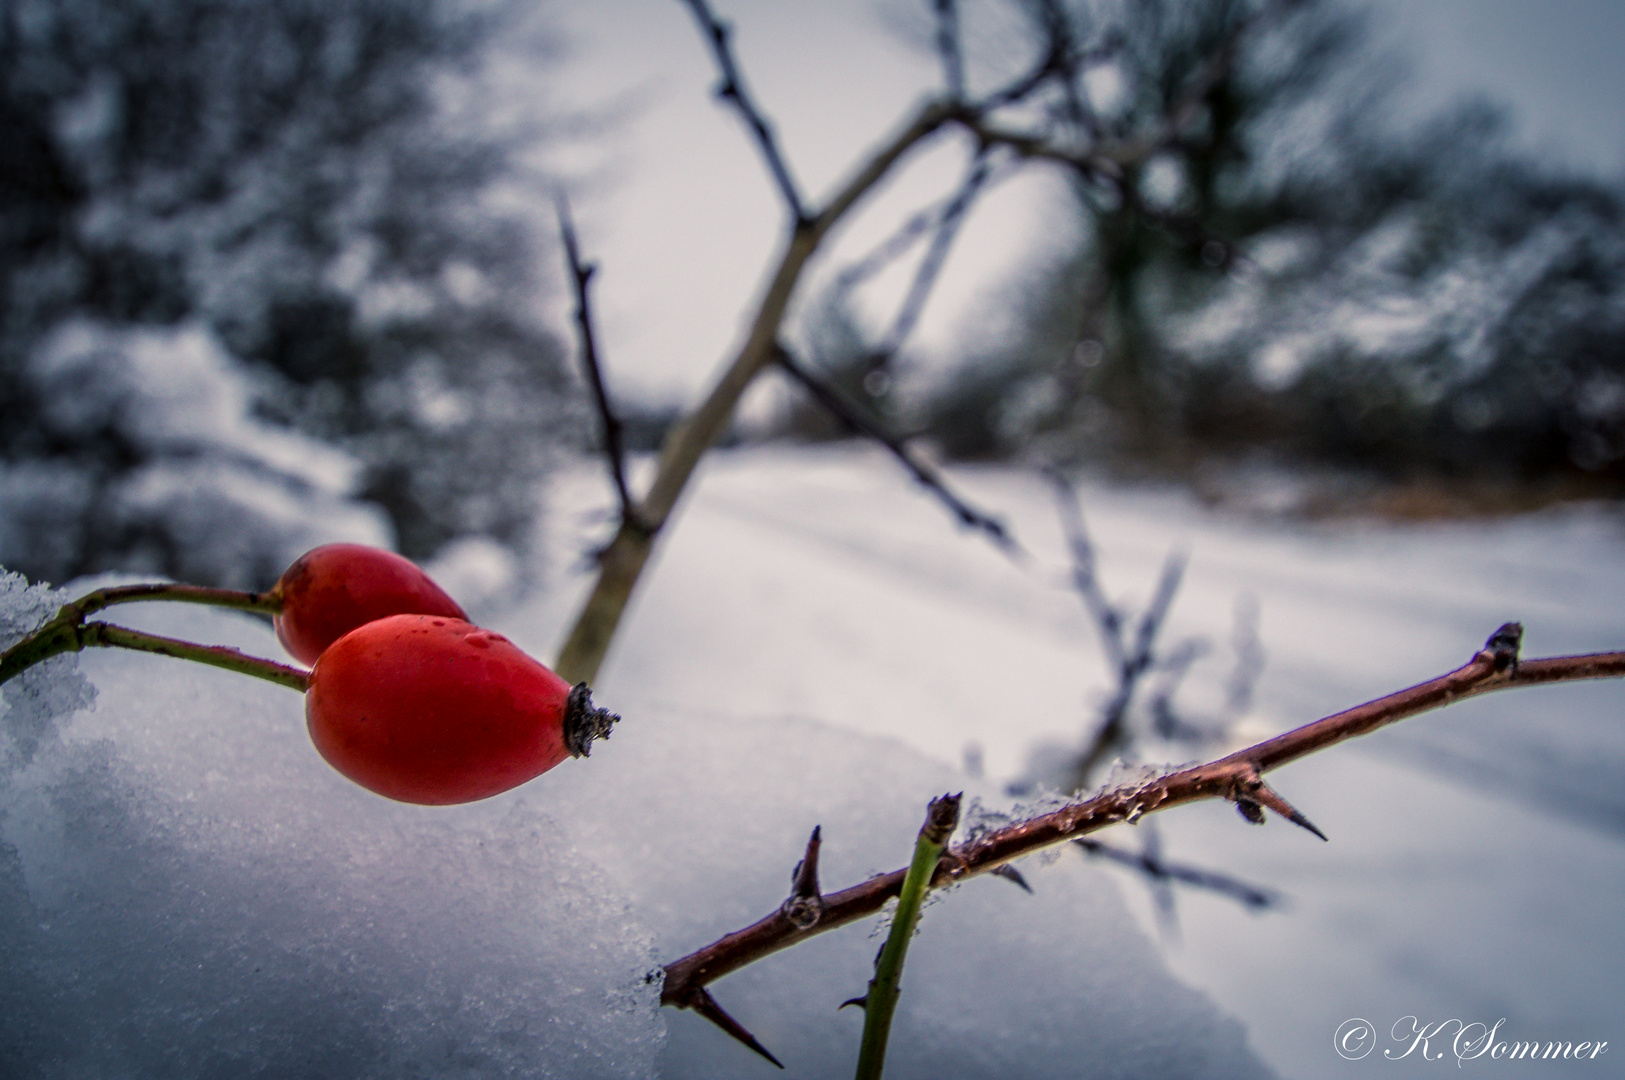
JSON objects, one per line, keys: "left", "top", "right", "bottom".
{"left": 550, "top": 97, "right": 955, "bottom": 687}
{"left": 556, "top": 194, "right": 642, "bottom": 532}
{"left": 661, "top": 632, "right": 1625, "bottom": 1015}
{"left": 3, "top": 619, "right": 309, "bottom": 693}
{"left": 1, "top": 583, "right": 281, "bottom": 686}
{"left": 552, "top": 0, "right": 1293, "bottom": 688}
{"left": 873, "top": 151, "right": 992, "bottom": 360}
{"left": 1049, "top": 470, "right": 1190, "bottom": 783}
{"left": 932, "top": 0, "right": 965, "bottom": 101}
{"left": 679, "top": 0, "right": 807, "bottom": 224}
{"left": 1048, "top": 471, "right": 1124, "bottom": 670}
{"left": 775, "top": 346, "right": 1021, "bottom": 559}
{"left": 830, "top": 153, "right": 1013, "bottom": 299}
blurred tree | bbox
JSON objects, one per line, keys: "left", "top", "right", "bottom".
{"left": 0, "top": 0, "right": 573, "bottom": 587}
{"left": 915, "top": 0, "right": 1625, "bottom": 496}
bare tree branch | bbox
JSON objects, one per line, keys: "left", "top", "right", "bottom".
{"left": 679, "top": 0, "right": 807, "bottom": 224}
{"left": 873, "top": 150, "right": 992, "bottom": 359}
{"left": 661, "top": 632, "right": 1625, "bottom": 1010}
{"left": 1048, "top": 469, "right": 1192, "bottom": 783}
{"left": 775, "top": 345, "right": 1022, "bottom": 559}
{"left": 551, "top": 97, "right": 955, "bottom": 686}
{"left": 556, "top": 195, "right": 642, "bottom": 532}
{"left": 932, "top": 0, "right": 965, "bottom": 101}
{"left": 552, "top": 0, "right": 1303, "bottom": 687}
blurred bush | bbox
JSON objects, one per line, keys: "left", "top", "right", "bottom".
{"left": 0, "top": 0, "right": 574, "bottom": 587}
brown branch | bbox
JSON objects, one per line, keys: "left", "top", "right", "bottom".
{"left": 551, "top": 98, "right": 954, "bottom": 687}
{"left": 661, "top": 633, "right": 1625, "bottom": 1009}
{"left": 553, "top": 2, "right": 1292, "bottom": 688}
{"left": 556, "top": 194, "right": 642, "bottom": 532}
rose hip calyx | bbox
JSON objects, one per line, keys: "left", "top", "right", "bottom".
{"left": 563, "top": 682, "right": 620, "bottom": 757}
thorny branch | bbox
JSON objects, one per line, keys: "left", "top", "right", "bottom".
{"left": 662, "top": 630, "right": 1625, "bottom": 1048}
{"left": 774, "top": 345, "right": 1020, "bottom": 558}
{"left": 556, "top": 195, "right": 641, "bottom": 532}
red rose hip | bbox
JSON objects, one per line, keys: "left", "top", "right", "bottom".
{"left": 305, "top": 614, "right": 617, "bottom": 804}
{"left": 272, "top": 543, "right": 467, "bottom": 665}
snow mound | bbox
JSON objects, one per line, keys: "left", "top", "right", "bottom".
{"left": 0, "top": 593, "right": 664, "bottom": 1079}
{"left": 546, "top": 704, "right": 1270, "bottom": 1080}
{"left": 0, "top": 575, "right": 1271, "bottom": 1078}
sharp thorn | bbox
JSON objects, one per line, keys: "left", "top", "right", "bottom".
{"left": 839, "top": 995, "right": 868, "bottom": 1011}
{"left": 1247, "top": 780, "right": 1328, "bottom": 842}
{"left": 687, "top": 987, "right": 784, "bottom": 1069}
{"left": 782, "top": 824, "right": 826, "bottom": 928}
{"left": 990, "top": 863, "right": 1033, "bottom": 894}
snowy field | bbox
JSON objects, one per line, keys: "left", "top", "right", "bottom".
{"left": 3, "top": 444, "right": 1623, "bottom": 1077}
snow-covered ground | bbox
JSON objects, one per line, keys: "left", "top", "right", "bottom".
{"left": 519, "top": 445, "right": 1625, "bottom": 1077}
{"left": 3, "top": 444, "right": 1622, "bottom": 1077}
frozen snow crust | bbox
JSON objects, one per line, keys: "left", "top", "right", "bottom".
{"left": 0, "top": 570, "right": 1270, "bottom": 1079}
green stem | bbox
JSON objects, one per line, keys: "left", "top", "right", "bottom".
{"left": 1, "top": 583, "right": 284, "bottom": 688}
{"left": 2, "top": 619, "right": 307, "bottom": 693}
{"left": 59, "top": 582, "right": 281, "bottom": 621}
{"left": 853, "top": 793, "right": 961, "bottom": 1080}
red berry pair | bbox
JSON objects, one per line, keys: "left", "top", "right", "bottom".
{"left": 271, "top": 545, "right": 615, "bottom": 805}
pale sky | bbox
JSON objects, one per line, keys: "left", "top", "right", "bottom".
{"left": 544, "top": 0, "right": 1625, "bottom": 406}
